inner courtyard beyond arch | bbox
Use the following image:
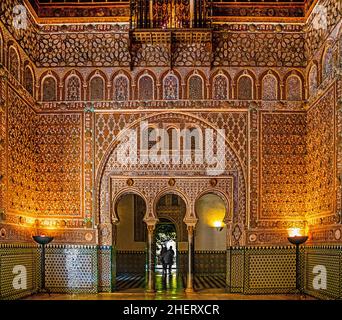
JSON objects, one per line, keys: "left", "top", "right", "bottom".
{"left": 0, "top": 0, "right": 341, "bottom": 301}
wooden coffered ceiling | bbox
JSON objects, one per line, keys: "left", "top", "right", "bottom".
{"left": 26, "top": 0, "right": 318, "bottom": 24}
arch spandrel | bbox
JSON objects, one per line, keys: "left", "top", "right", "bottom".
{"left": 95, "top": 111, "right": 247, "bottom": 246}
{"left": 95, "top": 111, "right": 247, "bottom": 180}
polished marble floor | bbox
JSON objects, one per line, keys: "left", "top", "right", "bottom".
{"left": 116, "top": 271, "right": 226, "bottom": 293}
{"left": 24, "top": 270, "right": 314, "bottom": 300}
{"left": 24, "top": 292, "right": 314, "bottom": 300}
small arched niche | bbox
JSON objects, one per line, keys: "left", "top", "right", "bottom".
{"left": 195, "top": 193, "right": 227, "bottom": 251}
{"left": 113, "top": 193, "right": 147, "bottom": 291}
{"left": 115, "top": 193, "right": 147, "bottom": 248}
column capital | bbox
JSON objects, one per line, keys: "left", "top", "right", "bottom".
{"left": 144, "top": 217, "right": 159, "bottom": 227}
{"left": 183, "top": 217, "right": 198, "bottom": 228}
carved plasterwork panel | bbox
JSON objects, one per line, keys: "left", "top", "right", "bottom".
{"left": 66, "top": 76, "right": 81, "bottom": 101}
{"left": 94, "top": 111, "right": 248, "bottom": 170}
{"left": 213, "top": 27, "right": 306, "bottom": 67}
{"left": 0, "top": 0, "right": 39, "bottom": 62}
{"left": 213, "top": 75, "right": 228, "bottom": 100}
{"left": 260, "top": 111, "right": 307, "bottom": 220}
{"left": 306, "top": 85, "right": 336, "bottom": 222}
{"left": 7, "top": 88, "right": 36, "bottom": 215}
{"left": 37, "top": 27, "right": 130, "bottom": 67}
{"left": 305, "top": 0, "right": 341, "bottom": 61}
{"left": 95, "top": 111, "right": 248, "bottom": 246}
{"left": 97, "top": 176, "right": 234, "bottom": 246}
{"left": 0, "top": 69, "right": 7, "bottom": 214}
{"left": 113, "top": 75, "right": 129, "bottom": 101}
{"left": 35, "top": 113, "right": 83, "bottom": 217}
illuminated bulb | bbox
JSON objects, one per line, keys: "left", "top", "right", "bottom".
{"left": 288, "top": 228, "right": 302, "bottom": 237}
{"left": 213, "top": 221, "right": 223, "bottom": 228}
{"left": 213, "top": 221, "right": 224, "bottom": 232}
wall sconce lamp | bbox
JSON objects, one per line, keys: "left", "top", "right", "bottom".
{"left": 287, "top": 227, "right": 308, "bottom": 295}
{"left": 33, "top": 235, "right": 54, "bottom": 295}
{"left": 213, "top": 221, "right": 224, "bottom": 232}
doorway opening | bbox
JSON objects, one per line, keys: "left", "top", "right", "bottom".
{"left": 154, "top": 193, "right": 186, "bottom": 293}
{"left": 155, "top": 220, "right": 177, "bottom": 271}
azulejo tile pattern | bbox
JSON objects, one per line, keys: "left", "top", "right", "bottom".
{"left": 0, "top": 243, "right": 39, "bottom": 300}
{"left": 1, "top": 244, "right": 342, "bottom": 299}
{"left": 194, "top": 251, "right": 227, "bottom": 275}
{"left": 227, "top": 246, "right": 297, "bottom": 294}
{"left": 98, "top": 246, "right": 112, "bottom": 292}
{"left": 45, "top": 245, "right": 98, "bottom": 294}
{"left": 305, "top": 246, "right": 342, "bottom": 299}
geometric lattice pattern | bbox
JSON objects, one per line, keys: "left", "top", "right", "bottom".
{"left": 7, "top": 89, "right": 36, "bottom": 215}
{"left": 226, "top": 248, "right": 244, "bottom": 293}
{"left": 246, "top": 253, "right": 296, "bottom": 293}
{"left": 306, "top": 87, "right": 336, "bottom": 219}
{"left": 305, "top": 246, "right": 342, "bottom": 299}
{"left": 227, "top": 247, "right": 297, "bottom": 294}
{"left": 98, "top": 246, "right": 112, "bottom": 292}
{"left": 95, "top": 111, "right": 248, "bottom": 169}
{"left": 0, "top": 244, "right": 39, "bottom": 300}
{"left": 194, "top": 251, "right": 226, "bottom": 275}
{"left": 116, "top": 250, "right": 146, "bottom": 275}
{"left": 36, "top": 114, "right": 83, "bottom": 217}
{"left": 260, "top": 112, "right": 307, "bottom": 219}
{"left": 45, "top": 245, "right": 98, "bottom": 293}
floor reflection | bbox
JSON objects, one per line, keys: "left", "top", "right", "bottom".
{"left": 155, "top": 269, "right": 183, "bottom": 295}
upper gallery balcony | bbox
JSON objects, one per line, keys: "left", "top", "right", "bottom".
{"left": 129, "top": 0, "right": 213, "bottom": 68}
{"left": 130, "top": 0, "right": 212, "bottom": 30}
{"left": 130, "top": 0, "right": 212, "bottom": 43}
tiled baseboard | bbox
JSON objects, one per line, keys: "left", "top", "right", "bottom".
{"left": 0, "top": 243, "right": 39, "bottom": 300}
{"left": 227, "top": 246, "right": 297, "bottom": 294}
{"left": 304, "top": 246, "right": 342, "bottom": 299}
{"left": 1, "top": 244, "right": 341, "bottom": 299}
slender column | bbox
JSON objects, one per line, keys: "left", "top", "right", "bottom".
{"left": 189, "top": 0, "right": 194, "bottom": 28}
{"left": 185, "top": 225, "right": 195, "bottom": 293}
{"left": 149, "top": 0, "right": 153, "bottom": 28}
{"left": 146, "top": 223, "right": 156, "bottom": 293}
